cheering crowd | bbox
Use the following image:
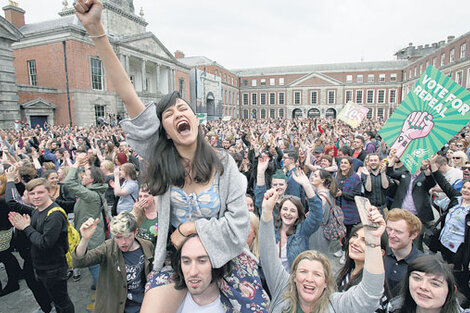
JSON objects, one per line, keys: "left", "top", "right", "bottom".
{"left": 0, "top": 1, "right": 470, "bottom": 312}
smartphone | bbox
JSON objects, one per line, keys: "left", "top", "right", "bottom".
{"left": 354, "top": 196, "right": 379, "bottom": 229}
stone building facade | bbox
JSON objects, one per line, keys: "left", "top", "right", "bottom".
{"left": 4, "top": 0, "right": 190, "bottom": 127}
{"left": 176, "top": 52, "right": 239, "bottom": 120}
{"left": 0, "top": 7, "right": 23, "bottom": 129}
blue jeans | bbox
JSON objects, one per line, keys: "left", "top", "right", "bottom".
{"left": 88, "top": 264, "right": 100, "bottom": 287}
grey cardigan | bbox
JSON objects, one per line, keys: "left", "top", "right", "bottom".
{"left": 121, "top": 103, "right": 249, "bottom": 270}
{"left": 259, "top": 218, "right": 384, "bottom": 313}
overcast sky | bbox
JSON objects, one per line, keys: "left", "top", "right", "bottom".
{"left": 8, "top": 0, "right": 470, "bottom": 69}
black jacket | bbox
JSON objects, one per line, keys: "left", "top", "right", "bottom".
{"left": 23, "top": 202, "right": 68, "bottom": 271}
{"left": 387, "top": 166, "right": 436, "bottom": 223}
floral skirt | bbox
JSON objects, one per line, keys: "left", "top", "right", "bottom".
{"left": 146, "top": 252, "right": 269, "bottom": 313}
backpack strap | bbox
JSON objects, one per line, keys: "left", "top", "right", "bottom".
{"left": 46, "top": 207, "right": 69, "bottom": 225}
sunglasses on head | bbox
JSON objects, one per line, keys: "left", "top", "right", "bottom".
{"left": 462, "top": 167, "right": 470, "bottom": 171}
{"left": 453, "top": 157, "right": 462, "bottom": 159}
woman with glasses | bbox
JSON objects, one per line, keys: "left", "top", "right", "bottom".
{"left": 451, "top": 151, "right": 468, "bottom": 170}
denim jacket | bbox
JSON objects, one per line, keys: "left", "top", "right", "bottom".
{"left": 273, "top": 194, "right": 322, "bottom": 267}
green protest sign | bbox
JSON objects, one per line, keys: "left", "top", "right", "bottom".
{"left": 379, "top": 65, "right": 470, "bottom": 174}
{"left": 196, "top": 113, "right": 207, "bottom": 125}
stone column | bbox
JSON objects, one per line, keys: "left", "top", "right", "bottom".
{"left": 168, "top": 67, "right": 172, "bottom": 92}
{"left": 156, "top": 64, "right": 161, "bottom": 94}
{"left": 141, "top": 59, "right": 146, "bottom": 92}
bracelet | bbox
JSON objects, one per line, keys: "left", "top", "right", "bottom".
{"left": 365, "top": 241, "right": 380, "bottom": 248}
{"left": 88, "top": 33, "right": 107, "bottom": 39}
{"left": 177, "top": 224, "right": 188, "bottom": 237}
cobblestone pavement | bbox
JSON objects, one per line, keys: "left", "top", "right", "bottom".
{"left": 0, "top": 253, "right": 95, "bottom": 313}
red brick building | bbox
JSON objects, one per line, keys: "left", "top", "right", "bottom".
{"left": 4, "top": 0, "right": 190, "bottom": 127}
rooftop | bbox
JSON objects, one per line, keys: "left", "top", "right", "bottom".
{"left": 233, "top": 60, "right": 410, "bottom": 76}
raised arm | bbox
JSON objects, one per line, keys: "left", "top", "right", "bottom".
{"left": 74, "top": 0, "right": 145, "bottom": 118}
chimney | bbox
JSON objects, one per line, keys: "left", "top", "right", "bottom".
{"left": 447, "top": 35, "right": 455, "bottom": 43}
{"left": 174, "top": 50, "right": 185, "bottom": 59}
{"left": 3, "top": 1, "right": 25, "bottom": 29}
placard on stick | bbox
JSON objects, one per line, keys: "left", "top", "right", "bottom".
{"left": 379, "top": 66, "right": 470, "bottom": 174}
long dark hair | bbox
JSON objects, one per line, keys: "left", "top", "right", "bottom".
{"left": 336, "top": 224, "right": 388, "bottom": 291}
{"left": 146, "top": 91, "right": 223, "bottom": 195}
{"left": 171, "top": 234, "right": 231, "bottom": 290}
{"left": 400, "top": 254, "right": 460, "bottom": 313}
{"left": 336, "top": 156, "right": 354, "bottom": 180}
{"left": 316, "top": 169, "right": 338, "bottom": 197}
{"left": 274, "top": 196, "right": 305, "bottom": 236}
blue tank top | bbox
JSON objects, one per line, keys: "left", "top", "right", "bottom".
{"left": 170, "top": 171, "right": 221, "bottom": 228}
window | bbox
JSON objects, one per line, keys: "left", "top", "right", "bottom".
{"left": 279, "top": 92, "right": 285, "bottom": 105}
{"left": 379, "top": 74, "right": 385, "bottom": 82}
{"left": 467, "top": 68, "right": 470, "bottom": 88}
{"left": 224, "top": 90, "right": 227, "bottom": 104}
{"left": 178, "top": 78, "right": 184, "bottom": 95}
{"left": 389, "top": 89, "right": 397, "bottom": 104}
{"left": 461, "top": 43, "right": 467, "bottom": 59}
{"left": 260, "top": 79, "right": 266, "bottom": 86}
{"left": 356, "top": 90, "right": 363, "bottom": 104}
{"left": 261, "top": 109, "right": 266, "bottom": 119}
{"left": 390, "top": 73, "right": 397, "bottom": 82}
{"left": 243, "top": 80, "right": 248, "bottom": 86}
{"left": 279, "top": 108, "right": 284, "bottom": 118}
{"left": 426, "top": 60, "right": 429, "bottom": 69}
{"left": 456, "top": 70, "right": 463, "bottom": 85}
{"left": 389, "top": 107, "right": 394, "bottom": 117}
{"left": 224, "top": 73, "right": 227, "bottom": 81}
{"left": 414, "top": 67, "right": 417, "bottom": 77}
{"left": 243, "top": 94, "right": 249, "bottom": 105}
{"left": 251, "top": 93, "right": 257, "bottom": 105}
{"left": 215, "top": 69, "right": 218, "bottom": 76}
{"left": 441, "top": 54, "right": 445, "bottom": 66}
{"left": 377, "top": 108, "right": 384, "bottom": 120}
{"left": 367, "top": 109, "right": 373, "bottom": 119}
{"left": 279, "top": 78, "right": 284, "bottom": 85}
{"left": 243, "top": 109, "right": 248, "bottom": 119}
{"left": 377, "top": 90, "right": 385, "bottom": 103}
{"left": 251, "top": 109, "right": 257, "bottom": 119}
{"left": 269, "top": 78, "right": 275, "bottom": 86}
{"left": 94, "top": 105, "right": 105, "bottom": 121}
{"left": 345, "top": 90, "right": 353, "bottom": 103}
{"left": 90, "top": 57, "right": 104, "bottom": 90}
{"left": 368, "top": 74, "right": 374, "bottom": 83}
{"left": 270, "top": 109, "right": 275, "bottom": 118}
{"left": 251, "top": 79, "right": 257, "bottom": 87}
{"left": 419, "top": 64, "right": 423, "bottom": 74}
{"left": 450, "top": 48, "right": 455, "bottom": 63}
{"left": 269, "top": 93, "right": 275, "bottom": 105}
{"left": 27, "top": 60, "right": 37, "bottom": 86}
{"left": 129, "top": 75, "right": 135, "bottom": 87}
{"left": 367, "top": 90, "right": 374, "bottom": 104}
{"left": 404, "top": 72, "right": 407, "bottom": 81}
{"left": 357, "top": 75, "right": 363, "bottom": 83}
{"left": 260, "top": 93, "right": 266, "bottom": 105}
{"left": 294, "top": 91, "right": 301, "bottom": 105}
{"left": 328, "top": 90, "right": 335, "bottom": 104}
{"left": 311, "top": 91, "right": 318, "bottom": 104}
{"left": 432, "top": 57, "right": 437, "bottom": 67}
{"left": 229, "top": 92, "right": 232, "bottom": 105}
{"left": 346, "top": 75, "right": 352, "bottom": 83}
